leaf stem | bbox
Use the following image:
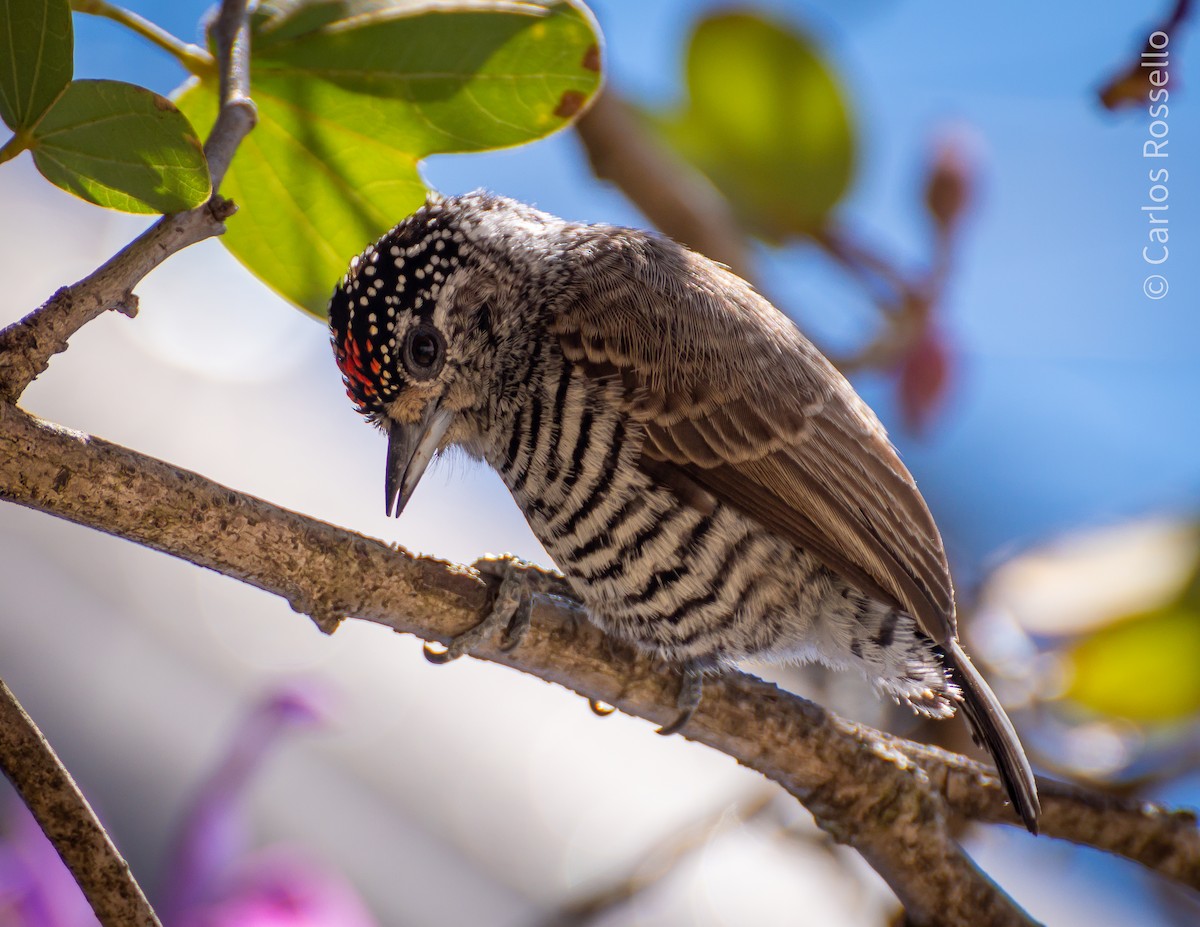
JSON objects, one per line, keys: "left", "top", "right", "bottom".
{"left": 0, "top": 132, "right": 30, "bottom": 165}
{"left": 71, "top": 0, "right": 215, "bottom": 76}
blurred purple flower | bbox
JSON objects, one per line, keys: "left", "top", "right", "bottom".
{"left": 175, "top": 849, "right": 376, "bottom": 927}
{"left": 0, "top": 681, "right": 376, "bottom": 927}
{"left": 0, "top": 795, "right": 98, "bottom": 927}
{"left": 163, "top": 682, "right": 331, "bottom": 919}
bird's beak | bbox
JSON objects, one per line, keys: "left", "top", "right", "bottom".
{"left": 384, "top": 404, "right": 454, "bottom": 518}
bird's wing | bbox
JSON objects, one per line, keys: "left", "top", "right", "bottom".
{"left": 552, "top": 229, "right": 956, "bottom": 641}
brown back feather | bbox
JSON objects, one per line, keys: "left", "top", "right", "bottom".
{"left": 552, "top": 228, "right": 957, "bottom": 641}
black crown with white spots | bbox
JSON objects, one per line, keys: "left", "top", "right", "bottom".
{"left": 329, "top": 199, "right": 467, "bottom": 418}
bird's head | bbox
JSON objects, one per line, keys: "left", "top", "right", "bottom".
{"left": 328, "top": 191, "right": 564, "bottom": 517}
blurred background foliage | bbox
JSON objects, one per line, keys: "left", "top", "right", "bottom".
{"left": 650, "top": 11, "right": 855, "bottom": 238}
{"left": 1, "top": 0, "right": 1199, "bottom": 925}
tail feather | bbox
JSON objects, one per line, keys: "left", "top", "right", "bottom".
{"left": 941, "top": 639, "right": 1040, "bottom": 834}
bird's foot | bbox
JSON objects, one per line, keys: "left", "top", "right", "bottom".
{"left": 657, "top": 663, "right": 705, "bottom": 736}
{"left": 423, "top": 554, "right": 545, "bottom": 664}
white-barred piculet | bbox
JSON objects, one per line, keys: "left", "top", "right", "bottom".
{"left": 329, "top": 192, "right": 1040, "bottom": 833}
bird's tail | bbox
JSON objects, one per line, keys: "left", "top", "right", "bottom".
{"left": 940, "top": 638, "right": 1040, "bottom": 834}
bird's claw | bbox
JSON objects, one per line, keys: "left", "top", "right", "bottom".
{"left": 423, "top": 555, "right": 546, "bottom": 664}
{"left": 657, "top": 663, "right": 704, "bottom": 736}
{"left": 422, "top": 640, "right": 457, "bottom": 664}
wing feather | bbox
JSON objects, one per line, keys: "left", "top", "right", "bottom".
{"left": 553, "top": 227, "right": 957, "bottom": 641}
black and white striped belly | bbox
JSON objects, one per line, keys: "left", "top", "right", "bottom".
{"left": 488, "top": 349, "right": 819, "bottom": 664}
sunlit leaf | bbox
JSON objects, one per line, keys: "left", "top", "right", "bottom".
{"left": 1067, "top": 595, "right": 1200, "bottom": 722}
{"left": 30, "top": 80, "right": 211, "bottom": 213}
{"left": 177, "top": 0, "right": 603, "bottom": 317}
{"left": 650, "top": 12, "right": 853, "bottom": 239}
{"left": 0, "top": 0, "right": 73, "bottom": 130}
{"left": 249, "top": 0, "right": 548, "bottom": 45}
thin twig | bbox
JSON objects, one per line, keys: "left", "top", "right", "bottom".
{"left": 539, "top": 789, "right": 779, "bottom": 927}
{"left": 71, "top": 0, "right": 213, "bottom": 74}
{"left": 1098, "top": 0, "right": 1193, "bottom": 110}
{"left": 575, "top": 91, "right": 753, "bottom": 279}
{"left": 0, "top": 675, "right": 161, "bottom": 927}
{"left": 812, "top": 224, "right": 913, "bottom": 308}
{"left": 204, "top": 0, "right": 256, "bottom": 190}
{"left": 0, "top": 0, "right": 256, "bottom": 403}
{"left": 4, "top": 407, "right": 1198, "bottom": 922}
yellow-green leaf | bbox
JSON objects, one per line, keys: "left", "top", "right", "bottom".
{"left": 1067, "top": 602, "right": 1200, "bottom": 722}
{"left": 0, "top": 0, "right": 73, "bottom": 130}
{"left": 650, "top": 12, "right": 854, "bottom": 239}
{"left": 177, "top": 0, "right": 603, "bottom": 317}
{"left": 31, "top": 79, "right": 211, "bottom": 213}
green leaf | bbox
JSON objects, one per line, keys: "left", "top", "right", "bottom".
{"left": 30, "top": 79, "right": 211, "bottom": 213}
{"left": 249, "top": 0, "right": 547, "bottom": 45}
{"left": 0, "top": 0, "right": 73, "bottom": 130}
{"left": 176, "top": 0, "right": 602, "bottom": 318}
{"left": 1067, "top": 601, "right": 1200, "bottom": 722}
{"left": 651, "top": 12, "right": 854, "bottom": 239}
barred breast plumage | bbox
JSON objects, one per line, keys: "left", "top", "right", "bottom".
{"left": 327, "top": 190, "right": 1040, "bottom": 833}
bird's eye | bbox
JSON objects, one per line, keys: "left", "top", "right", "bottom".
{"left": 402, "top": 325, "right": 445, "bottom": 380}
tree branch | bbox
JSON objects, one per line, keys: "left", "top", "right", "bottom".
{"left": 0, "top": 406, "right": 1019, "bottom": 925}
{"left": 0, "top": 674, "right": 161, "bottom": 926}
{"left": 907, "top": 740, "right": 1200, "bottom": 889}
{"left": 0, "top": 0, "right": 256, "bottom": 404}
{"left": 71, "top": 0, "right": 213, "bottom": 74}
{"left": 3, "top": 405, "right": 1198, "bottom": 921}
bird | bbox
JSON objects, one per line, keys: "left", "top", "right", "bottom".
{"left": 328, "top": 190, "right": 1040, "bottom": 833}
